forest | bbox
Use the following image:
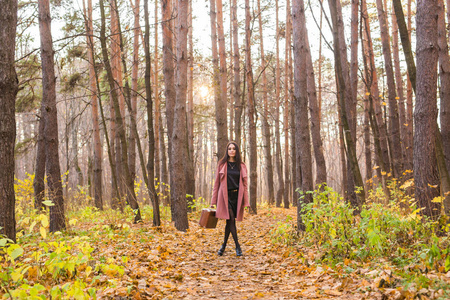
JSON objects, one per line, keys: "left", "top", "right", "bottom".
{"left": 1, "top": 0, "right": 450, "bottom": 298}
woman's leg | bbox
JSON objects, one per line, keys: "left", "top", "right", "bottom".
{"left": 218, "top": 219, "right": 231, "bottom": 255}
{"left": 223, "top": 219, "right": 231, "bottom": 246}
{"left": 228, "top": 207, "right": 239, "bottom": 247}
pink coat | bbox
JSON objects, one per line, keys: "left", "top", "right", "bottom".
{"left": 211, "top": 162, "right": 250, "bottom": 221}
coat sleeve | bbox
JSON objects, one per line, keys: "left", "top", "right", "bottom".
{"left": 211, "top": 164, "right": 221, "bottom": 205}
{"left": 243, "top": 164, "right": 250, "bottom": 207}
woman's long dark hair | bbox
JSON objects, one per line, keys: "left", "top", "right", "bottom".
{"left": 218, "top": 141, "right": 242, "bottom": 170}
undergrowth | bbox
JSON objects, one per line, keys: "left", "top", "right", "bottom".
{"left": 270, "top": 182, "right": 450, "bottom": 294}
{"left": 1, "top": 174, "right": 189, "bottom": 299}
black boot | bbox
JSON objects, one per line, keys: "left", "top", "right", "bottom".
{"left": 236, "top": 245, "right": 242, "bottom": 256}
{"left": 218, "top": 244, "right": 226, "bottom": 256}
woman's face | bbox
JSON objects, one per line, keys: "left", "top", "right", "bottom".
{"left": 228, "top": 144, "right": 237, "bottom": 159}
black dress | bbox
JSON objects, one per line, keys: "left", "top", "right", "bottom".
{"left": 227, "top": 162, "right": 240, "bottom": 216}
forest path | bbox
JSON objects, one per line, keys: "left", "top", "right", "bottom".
{"left": 102, "top": 207, "right": 375, "bottom": 299}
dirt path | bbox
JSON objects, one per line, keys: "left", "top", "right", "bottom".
{"left": 109, "top": 207, "right": 376, "bottom": 299}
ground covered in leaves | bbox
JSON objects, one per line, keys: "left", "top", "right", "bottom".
{"left": 2, "top": 206, "right": 450, "bottom": 299}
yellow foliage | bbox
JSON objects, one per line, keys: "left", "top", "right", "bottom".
{"left": 432, "top": 196, "right": 443, "bottom": 203}
{"left": 40, "top": 214, "right": 49, "bottom": 228}
{"left": 40, "top": 226, "right": 47, "bottom": 239}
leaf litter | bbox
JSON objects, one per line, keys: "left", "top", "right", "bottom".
{"left": 94, "top": 208, "right": 377, "bottom": 299}
{"left": 3, "top": 206, "right": 450, "bottom": 299}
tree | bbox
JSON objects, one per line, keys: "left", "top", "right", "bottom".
{"left": 438, "top": 0, "right": 450, "bottom": 176}
{"left": 375, "top": 0, "right": 403, "bottom": 178}
{"left": 33, "top": 103, "right": 46, "bottom": 210}
{"left": 82, "top": 0, "right": 103, "bottom": 210}
{"left": 414, "top": 0, "right": 441, "bottom": 218}
{"left": 153, "top": 0, "right": 169, "bottom": 204}
{"left": 391, "top": 4, "right": 408, "bottom": 169}
{"left": 393, "top": 0, "right": 414, "bottom": 173}
{"left": 304, "top": 24, "right": 327, "bottom": 186}
{"left": 231, "top": 0, "right": 243, "bottom": 146}
{"left": 161, "top": 0, "right": 176, "bottom": 207}
{"left": 109, "top": 0, "right": 126, "bottom": 208}
{"left": 274, "top": 0, "right": 284, "bottom": 207}
{"left": 437, "top": 0, "right": 450, "bottom": 212}
{"left": 170, "top": 0, "right": 190, "bottom": 231}
{"left": 0, "top": 0, "right": 18, "bottom": 242}
{"left": 292, "top": 0, "right": 313, "bottom": 230}
{"left": 144, "top": 0, "right": 160, "bottom": 226}
{"left": 38, "top": 0, "right": 66, "bottom": 232}
{"left": 129, "top": 0, "right": 140, "bottom": 192}
{"left": 328, "top": 0, "right": 365, "bottom": 207}
{"left": 186, "top": 0, "right": 195, "bottom": 201}
{"left": 245, "top": 0, "right": 257, "bottom": 214}
{"left": 361, "top": 0, "right": 390, "bottom": 195}
{"left": 99, "top": 0, "right": 141, "bottom": 222}
{"left": 283, "top": 0, "right": 292, "bottom": 209}
{"left": 210, "top": 0, "right": 227, "bottom": 158}
{"left": 257, "top": 0, "right": 275, "bottom": 205}
{"left": 216, "top": 0, "right": 228, "bottom": 154}
{"left": 392, "top": 0, "right": 416, "bottom": 90}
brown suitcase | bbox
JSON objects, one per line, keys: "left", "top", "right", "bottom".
{"left": 199, "top": 208, "right": 218, "bottom": 228}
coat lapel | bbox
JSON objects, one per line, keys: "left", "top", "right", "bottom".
{"left": 219, "top": 163, "right": 228, "bottom": 213}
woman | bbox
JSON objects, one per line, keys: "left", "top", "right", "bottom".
{"left": 211, "top": 141, "right": 250, "bottom": 256}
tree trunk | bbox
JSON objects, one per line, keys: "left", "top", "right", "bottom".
{"left": 154, "top": 0, "right": 168, "bottom": 203}
{"left": 337, "top": 94, "right": 347, "bottom": 197}
{"left": 99, "top": 0, "right": 141, "bottom": 222}
{"left": 284, "top": 0, "right": 291, "bottom": 209}
{"left": 414, "top": 0, "right": 441, "bottom": 218}
{"left": 391, "top": 4, "right": 408, "bottom": 170}
{"left": 86, "top": 4, "right": 120, "bottom": 211}
{"left": 347, "top": 0, "right": 358, "bottom": 201}
{"left": 406, "top": 0, "right": 414, "bottom": 174}
{"left": 129, "top": 0, "right": 140, "bottom": 191}
{"left": 350, "top": 0, "right": 358, "bottom": 139}
{"left": 171, "top": 0, "right": 190, "bottom": 231}
{"left": 361, "top": 0, "right": 390, "bottom": 185}
{"left": 210, "top": 0, "right": 227, "bottom": 158}
{"left": 328, "top": 0, "right": 365, "bottom": 207}
{"left": 39, "top": 0, "right": 66, "bottom": 231}
{"left": 437, "top": 0, "right": 450, "bottom": 210}
{"left": 318, "top": 1, "right": 323, "bottom": 125}
{"left": 83, "top": 0, "right": 103, "bottom": 210}
{"left": 393, "top": 0, "right": 414, "bottom": 174}
{"left": 110, "top": 0, "right": 126, "bottom": 207}
{"left": 275, "top": 0, "right": 284, "bottom": 207}
{"left": 232, "top": 0, "right": 242, "bottom": 146}
{"left": 291, "top": 94, "right": 298, "bottom": 206}
{"left": 229, "top": 0, "right": 234, "bottom": 142}
{"left": 292, "top": 0, "right": 314, "bottom": 230}
{"left": 364, "top": 87, "right": 372, "bottom": 186}
{"left": 376, "top": 0, "right": 403, "bottom": 178}
{"left": 161, "top": 0, "right": 175, "bottom": 208}
{"left": 304, "top": 28, "right": 327, "bottom": 186}
{"left": 216, "top": 0, "right": 228, "bottom": 150}
{"left": 0, "top": 0, "right": 18, "bottom": 242}
{"left": 153, "top": 0, "right": 161, "bottom": 197}
{"left": 245, "top": 0, "right": 257, "bottom": 214}
{"left": 257, "top": 0, "right": 275, "bottom": 205}
{"left": 186, "top": 0, "right": 195, "bottom": 204}
{"left": 438, "top": 0, "right": 450, "bottom": 174}
{"left": 392, "top": 0, "right": 416, "bottom": 91}
{"left": 71, "top": 111, "right": 83, "bottom": 187}
{"left": 115, "top": 0, "right": 142, "bottom": 210}
{"left": 143, "top": 0, "right": 160, "bottom": 226}
{"left": 34, "top": 111, "right": 46, "bottom": 210}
